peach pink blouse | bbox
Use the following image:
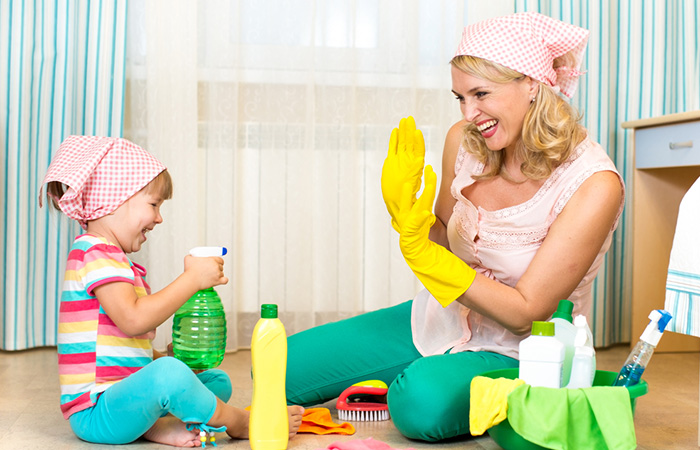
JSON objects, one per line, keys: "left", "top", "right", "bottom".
{"left": 411, "top": 137, "right": 625, "bottom": 359}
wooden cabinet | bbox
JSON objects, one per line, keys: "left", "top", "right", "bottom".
{"left": 622, "top": 111, "right": 700, "bottom": 353}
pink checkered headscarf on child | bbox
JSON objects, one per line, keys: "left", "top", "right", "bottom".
{"left": 453, "top": 12, "right": 589, "bottom": 98}
{"left": 41, "top": 135, "right": 166, "bottom": 229}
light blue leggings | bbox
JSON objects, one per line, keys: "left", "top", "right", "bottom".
{"left": 69, "top": 356, "right": 232, "bottom": 444}
{"left": 285, "top": 301, "right": 518, "bottom": 442}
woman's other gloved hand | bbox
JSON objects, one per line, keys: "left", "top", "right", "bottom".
{"left": 398, "top": 165, "right": 476, "bottom": 307}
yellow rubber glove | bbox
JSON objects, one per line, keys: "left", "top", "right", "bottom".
{"left": 398, "top": 165, "right": 476, "bottom": 307}
{"left": 381, "top": 116, "right": 426, "bottom": 233}
{"left": 469, "top": 376, "right": 526, "bottom": 435}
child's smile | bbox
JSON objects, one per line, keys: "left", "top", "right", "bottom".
{"left": 89, "top": 188, "right": 165, "bottom": 253}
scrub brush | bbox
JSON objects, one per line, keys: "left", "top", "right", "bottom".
{"left": 336, "top": 380, "right": 390, "bottom": 422}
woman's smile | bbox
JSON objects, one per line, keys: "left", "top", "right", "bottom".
{"left": 476, "top": 119, "right": 499, "bottom": 138}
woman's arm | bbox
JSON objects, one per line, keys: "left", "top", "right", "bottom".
{"left": 430, "top": 120, "right": 465, "bottom": 248}
{"left": 457, "top": 170, "right": 623, "bottom": 334}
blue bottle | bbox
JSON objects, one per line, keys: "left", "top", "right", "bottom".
{"left": 613, "top": 309, "right": 672, "bottom": 387}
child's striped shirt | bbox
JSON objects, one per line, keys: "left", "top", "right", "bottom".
{"left": 57, "top": 234, "right": 153, "bottom": 419}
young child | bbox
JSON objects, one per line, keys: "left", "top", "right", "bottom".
{"left": 41, "top": 135, "right": 304, "bottom": 447}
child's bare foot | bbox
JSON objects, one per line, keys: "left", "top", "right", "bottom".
{"left": 288, "top": 405, "right": 305, "bottom": 438}
{"left": 214, "top": 400, "right": 305, "bottom": 441}
{"left": 143, "top": 415, "right": 201, "bottom": 447}
{"left": 224, "top": 406, "right": 250, "bottom": 439}
{"left": 223, "top": 405, "right": 304, "bottom": 440}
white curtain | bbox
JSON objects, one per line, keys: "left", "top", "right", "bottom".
{"left": 0, "top": 0, "right": 127, "bottom": 350}
{"left": 125, "top": 0, "right": 491, "bottom": 351}
{"left": 125, "top": 0, "right": 700, "bottom": 352}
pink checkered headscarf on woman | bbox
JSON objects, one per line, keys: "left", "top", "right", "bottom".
{"left": 453, "top": 12, "right": 589, "bottom": 98}
{"left": 41, "top": 135, "right": 166, "bottom": 229}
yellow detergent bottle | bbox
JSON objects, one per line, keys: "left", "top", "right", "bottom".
{"left": 250, "top": 304, "right": 288, "bottom": 450}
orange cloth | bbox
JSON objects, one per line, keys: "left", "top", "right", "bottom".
{"left": 245, "top": 406, "right": 355, "bottom": 435}
{"left": 300, "top": 408, "right": 355, "bottom": 435}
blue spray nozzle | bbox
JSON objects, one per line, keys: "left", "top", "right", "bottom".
{"left": 641, "top": 309, "right": 673, "bottom": 346}
{"left": 656, "top": 309, "right": 672, "bottom": 332}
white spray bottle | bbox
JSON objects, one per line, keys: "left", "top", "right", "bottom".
{"left": 566, "top": 315, "right": 596, "bottom": 388}
{"left": 613, "top": 309, "right": 672, "bottom": 387}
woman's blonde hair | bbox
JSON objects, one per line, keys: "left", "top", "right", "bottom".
{"left": 450, "top": 55, "right": 586, "bottom": 181}
{"left": 44, "top": 169, "right": 173, "bottom": 211}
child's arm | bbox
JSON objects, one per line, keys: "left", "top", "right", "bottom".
{"left": 94, "top": 255, "right": 228, "bottom": 337}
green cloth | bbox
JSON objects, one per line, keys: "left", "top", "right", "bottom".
{"left": 507, "top": 385, "right": 637, "bottom": 450}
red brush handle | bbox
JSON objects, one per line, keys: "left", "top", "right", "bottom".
{"left": 336, "top": 385, "right": 388, "bottom": 410}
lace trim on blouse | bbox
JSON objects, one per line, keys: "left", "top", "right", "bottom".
{"left": 451, "top": 139, "right": 592, "bottom": 250}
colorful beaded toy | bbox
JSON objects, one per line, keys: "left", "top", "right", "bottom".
{"left": 186, "top": 423, "right": 227, "bottom": 448}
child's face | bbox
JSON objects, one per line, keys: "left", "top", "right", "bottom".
{"left": 109, "top": 188, "right": 165, "bottom": 253}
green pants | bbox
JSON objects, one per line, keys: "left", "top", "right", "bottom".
{"left": 285, "top": 300, "right": 518, "bottom": 442}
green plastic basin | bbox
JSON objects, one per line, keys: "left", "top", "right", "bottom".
{"left": 478, "top": 368, "right": 648, "bottom": 450}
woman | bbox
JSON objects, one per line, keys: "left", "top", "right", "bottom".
{"left": 285, "top": 12, "right": 624, "bottom": 442}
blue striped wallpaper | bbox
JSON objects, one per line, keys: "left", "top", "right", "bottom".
{"left": 1, "top": 0, "right": 127, "bottom": 350}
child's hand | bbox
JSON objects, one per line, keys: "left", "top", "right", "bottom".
{"left": 184, "top": 255, "right": 229, "bottom": 290}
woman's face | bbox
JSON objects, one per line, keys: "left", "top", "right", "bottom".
{"left": 451, "top": 65, "right": 537, "bottom": 153}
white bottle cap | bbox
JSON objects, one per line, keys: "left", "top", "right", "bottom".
{"left": 573, "top": 314, "right": 588, "bottom": 328}
{"left": 189, "top": 246, "right": 228, "bottom": 257}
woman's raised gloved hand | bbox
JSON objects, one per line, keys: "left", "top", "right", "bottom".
{"left": 381, "top": 116, "right": 426, "bottom": 232}
{"left": 398, "top": 165, "right": 476, "bottom": 307}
